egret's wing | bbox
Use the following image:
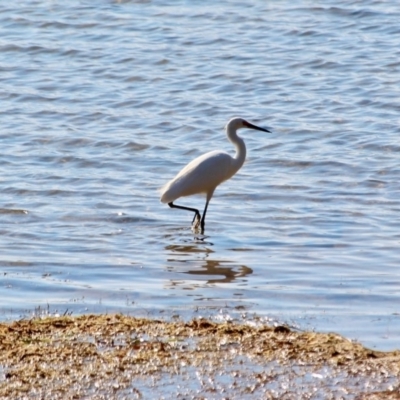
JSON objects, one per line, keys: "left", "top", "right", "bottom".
{"left": 160, "top": 151, "right": 234, "bottom": 203}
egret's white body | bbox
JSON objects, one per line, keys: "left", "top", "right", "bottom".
{"left": 160, "top": 150, "right": 242, "bottom": 204}
{"left": 161, "top": 117, "right": 270, "bottom": 233}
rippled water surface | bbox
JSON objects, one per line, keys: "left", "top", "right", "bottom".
{"left": 1, "top": 0, "right": 400, "bottom": 349}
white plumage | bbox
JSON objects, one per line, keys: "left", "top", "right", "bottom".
{"left": 161, "top": 150, "right": 236, "bottom": 203}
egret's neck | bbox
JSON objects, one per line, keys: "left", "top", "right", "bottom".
{"left": 227, "top": 128, "right": 246, "bottom": 173}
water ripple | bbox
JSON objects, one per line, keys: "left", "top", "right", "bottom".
{"left": 0, "top": 0, "right": 399, "bottom": 350}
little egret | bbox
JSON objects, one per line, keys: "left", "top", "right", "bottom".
{"left": 160, "top": 117, "right": 271, "bottom": 233}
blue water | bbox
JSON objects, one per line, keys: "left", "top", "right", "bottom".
{"left": 1, "top": 0, "right": 400, "bottom": 350}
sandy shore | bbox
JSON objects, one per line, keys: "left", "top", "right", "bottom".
{"left": 0, "top": 314, "right": 399, "bottom": 399}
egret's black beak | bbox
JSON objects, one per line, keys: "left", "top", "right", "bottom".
{"left": 244, "top": 121, "right": 271, "bottom": 133}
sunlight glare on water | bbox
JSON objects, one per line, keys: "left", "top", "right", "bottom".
{"left": 1, "top": 0, "right": 400, "bottom": 350}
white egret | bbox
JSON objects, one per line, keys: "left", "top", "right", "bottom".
{"left": 160, "top": 117, "right": 271, "bottom": 233}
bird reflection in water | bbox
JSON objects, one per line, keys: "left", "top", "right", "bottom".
{"left": 165, "top": 244, "right": 253, "bottom": 285}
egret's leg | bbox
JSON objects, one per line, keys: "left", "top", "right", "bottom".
{"left": 200, "top": 200, "right": 210, "bottom": 234}
{"left": 168, "top": 202, "right": 201, "bottom": 225}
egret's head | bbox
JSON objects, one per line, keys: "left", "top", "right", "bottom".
{"left": 226, "top": 117, "right": 270, "bottom": 133}
{"left": 225, "top": 117, "right": 247, "bottom": 131}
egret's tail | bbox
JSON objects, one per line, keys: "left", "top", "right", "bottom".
{"left": 160, "top": 181, "right": 174, "bottom": 204}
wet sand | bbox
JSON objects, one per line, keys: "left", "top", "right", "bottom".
{"left": 0, "top": 314, "right": 399, "bottom": 399}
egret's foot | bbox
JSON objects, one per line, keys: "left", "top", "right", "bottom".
{"left": 191, "top": 214, "right": 201, "bottom": 232}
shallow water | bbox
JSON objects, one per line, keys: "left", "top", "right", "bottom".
{"left": 1, "top": 0, "right": 400, "bottom": 350}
